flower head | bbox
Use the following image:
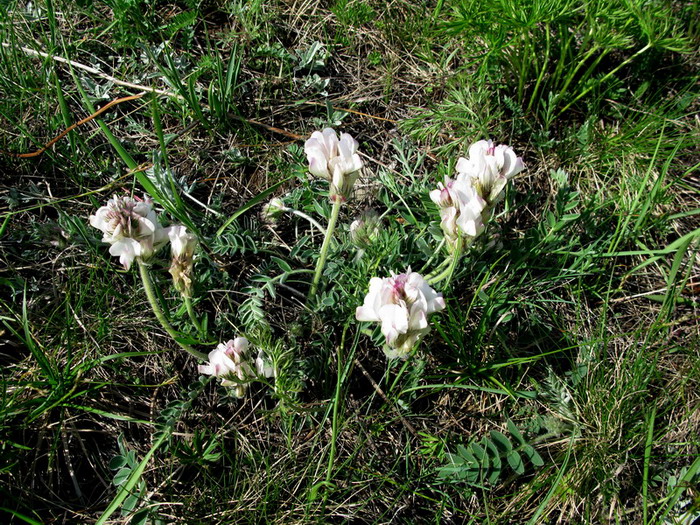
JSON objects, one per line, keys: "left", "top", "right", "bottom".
{"left": 168, "top": 225, "right": 198, "bottom": 297}
{"left": 430, "top": 176, "right": 486, "bottom": 247}
{"left": 89, "top": 194, "right": 168, "bottom": 270}
{"left": 304, "top": 128, "right": 363, "bottom": 201}
{"left": 198, "top": 337, "right": 275, "bottom": 396}
{"left": 455, "top": 140, "right": 524, "bottom": 205}
{"left": 198, "top": 337, "right": 253, "bottom": 397}
{"left": 356, "top": 269, "right": 445, "bottom": 359}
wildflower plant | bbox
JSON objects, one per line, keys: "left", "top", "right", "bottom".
{"left": 304, "top": 127, "right": 363, "bottom": 299}
{"left": 7, "top": 2, "right": 698, "bottom": 521}
{"left": 87, "top": 134, "right": 523, "bottom": 379}
{"left": 427, "top": 140, "right": 524, "bottom": 286}
{"left": 87, "top": 190, "right": 283, "bottom": 396}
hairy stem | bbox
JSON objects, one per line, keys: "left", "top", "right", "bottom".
{"left": 138, "top": 259, "right": 206, "bottom": 360}
{"left": 309, "top": 198, "right": 342, "bottom": 300}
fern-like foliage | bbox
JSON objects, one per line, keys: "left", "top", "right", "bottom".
{"left": 438, "top": 419, "right": 544, "bottom": 485}
{"left": 210, "top": 230, "right": 261, "bottom": 256}
{"left": 161, "top": 10, "right": 197, "bottom": 38}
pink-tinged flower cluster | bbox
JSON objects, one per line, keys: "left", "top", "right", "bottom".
{"left": 356, "top": 269, "right": 445, "bottom": 359}
{"left": 198, "top": 337, "right": 275, "bottom": 397}
{"left": 431, "top": 140, "right": 524, "bottom": 246}
{"left": 456, "top": 140, "right": 524, "bottom": 205}
{"left": 89, "top": 195, "right": 169, "bottom": 270}
{"left": 304, "top": 128, "right": 363, "bottom": 202}
{"left": 429, "top": 176, "right": 486, "bottom": 246}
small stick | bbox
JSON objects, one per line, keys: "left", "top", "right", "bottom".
{"left": 3, "top": 93, "right": 146, "bottom": 158}
{"left": 353, "top": 358, "right": 419, "bottom": 438}
{"left": 1, "top": 42, "right": 180, "bottom": 99}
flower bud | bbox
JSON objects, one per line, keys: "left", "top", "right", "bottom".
{"left": 255, "top": 350, "right": 275, "bottom": 378}
{"left": 350, "top": 209, "right": 381, "bottom": 248}
{"left": 168, "top": 225, "right": 198, "bottom": 297}
{"left": 261, "top": 197, "right": 288, "bottom": 223}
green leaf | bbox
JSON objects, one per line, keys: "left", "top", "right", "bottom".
{"left": 507, "top": 451, "right": 525, "bottom": 475}
{"left": 523, "top": 444, "right": 544, "bottom": 467}
{"left": 447, "top": 452, "right": 465, "bottom": 466}
{"left": 507, "top": 419, "right": 526, "bottom": 446}
{"left": 487, "top": 466, "right": 501, "bottom": 485}
{"left": 129, "top": 508, "right": 150, "bottom": 525}
{"left": 484, "top": 437, "right": 502, "bottom": 470}
{"left": 0, "top": 507, "right": 43, "bottom": 525}
{"left": 437, "top": 465, "right": 461, "bottom": 479}
{"left": 470, "top": 443, "right": 489, "bottom": 471}
{"left": 109, "top": 456, "right": 127, "bottom": 470}
{"left": 271, "top": 256, "right": 292, "bottom": 273}
{"left": 113, "top": 467, "right": 132, "bottom": 486}
{"left": 490, "top": 430, "right": 513, "bottom": 453}
{"left": 121, "top": 493, "right": 139, "bottom": 515}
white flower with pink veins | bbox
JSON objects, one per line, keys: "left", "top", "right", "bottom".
{"left": 430, "top": 175, "right": 486, "bottom": 243}
{"left": 198, "top": 337, "right": 275, "bottom": 396}
{"left": 198, "top": 337, "right": 254, "bottom": 396}
{"left": 455, "top": 139, "right": 524, "bottom": 204}
{"left": 89, "top": 194, "right": 169, "bottom": 270}
{"left": 356, "top": 269, "right": 446, "bottom": 359}
{"left": 304, "top": 128, "right": 363, "bottom": 201}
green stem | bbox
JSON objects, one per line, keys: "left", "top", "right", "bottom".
{"left": 324, "top": 331, "right": 344, "bottom": 490}
{"left": 427, "top": 236, "right": 464, "bottom": 286}
{"left": 309, "top": 198, "right": 342, "bottom": 300}
{"left": 425, "top": 254, "right": 452, "bottom": 280}
{"left": 321, "top": 324, "right": 354, "bottom": 507}
{"left": 137, "top": 259, "right": 206, "bottom": 361}
{"left": 184, "top": 296, "right": 204, "bottom": 335}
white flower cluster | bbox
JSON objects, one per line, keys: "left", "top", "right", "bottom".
{"left": 431, "top": 140, "right": 524, "bottom": 246}
{"left": 89, "top": 195, "right": 198, "bottom": 285}
{"left": 304, "top": 128, "right": 363, "bottom": 202}
{"left": 198, "top": 337, "right": 275, "bottom": 397}
{"left": 430, "top": 175, "right": 486, "bottom": 246}
{"left": 356, "top": 269, "right": 445, "bottom": 359}
{"left": 89, "top": 195, "right": 169, "bottom": 270}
